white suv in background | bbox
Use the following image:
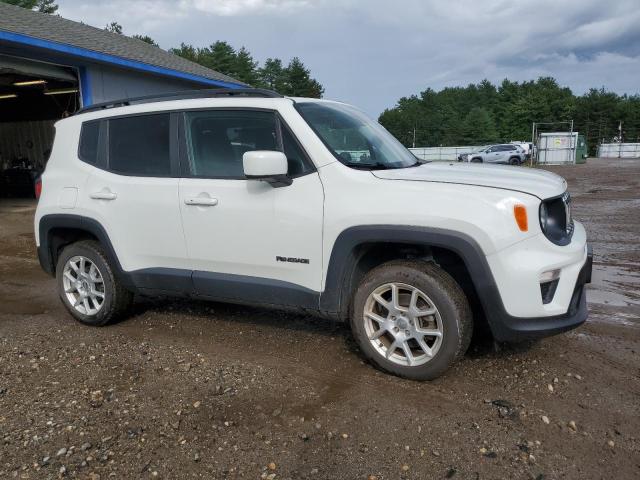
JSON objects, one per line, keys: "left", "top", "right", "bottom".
{"left": 459, "top": 144, "right": 526, "bottom": 164}
{"left": 35, "top": 89, "right": 592, "bottom": 380}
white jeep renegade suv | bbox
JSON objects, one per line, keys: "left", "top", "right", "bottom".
{"left": 35, "top": 88, "right": 592, "bottom": 380}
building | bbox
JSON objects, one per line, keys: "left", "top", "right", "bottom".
{"left": 0, "top": 2, "right": 244, "bottom": 196}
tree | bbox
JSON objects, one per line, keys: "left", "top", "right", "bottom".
{"left": 379, "top": 77, "right": 640, "bottom": 152}
{"left": 460, "top": 108, "right": 498, "bottom": 145}
{"left": 197, "top": 41, "right": 237, "bottom": 75}
{"left": 233, "top": 47, "right": 259, "bottom": 85}
{"left": 132, "top": 34, "right": 158, "bottom": 47}
{"left": 169, "top": 43, "right": 199, "bottom": 63}
{"left": 258, "top": 58, "right": 286, "bottom": 91}
{"left": 168, "top": 41, "right": 324, "bottom": 96}
{"left": 282, "top": 57, "right": 324, "bottom": 98}
{"left": 1, "top": 0, "right": 58, "bottom": 13}
{"left": 104, "top": 21, "right": 123, "bottom": 34}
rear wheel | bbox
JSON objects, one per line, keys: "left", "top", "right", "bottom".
{"left": 56, "top": 240, "right": 133, "bottom": 326}
{"left": 471, "top": 157, "right": 483, "bottom": 163}
{"left": 350, "top": 260, "right": 473, "bottom": 380}
{"left": 509, "top": 157, "right": 521, "bottom": 165}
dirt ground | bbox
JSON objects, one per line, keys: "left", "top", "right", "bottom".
{"left": 1, "top": 158, "right": 639, "bottom": 480}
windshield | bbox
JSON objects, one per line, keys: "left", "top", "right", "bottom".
{"left": 296, "top": 101, "right": 420, "bottom": 170}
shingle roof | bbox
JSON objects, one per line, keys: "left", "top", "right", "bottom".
{"left": 0, "top": 2, "right": 244, "bottom": 86}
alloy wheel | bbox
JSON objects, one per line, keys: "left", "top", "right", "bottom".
{"left": 363, "top": 282, "right": 443, "bottom": 366}
{"left": 62, "top": 255, "right": 106, "bottom": 316}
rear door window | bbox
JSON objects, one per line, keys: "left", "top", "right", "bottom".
{"left": 108, "top": 114, "right": 171, "bottom": 176}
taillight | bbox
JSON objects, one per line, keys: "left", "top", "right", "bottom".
{"left": 35, "top": 177, "right": 42, "bottom": 199}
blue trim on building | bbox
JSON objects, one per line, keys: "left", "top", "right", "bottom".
{"left": 78, "top": 66, "right": 92, "bottom": 106}
{"left": 0, "top": 30, "right": 243, "bottom": 90}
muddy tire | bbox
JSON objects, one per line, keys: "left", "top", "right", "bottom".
{"left": 350, "top": 260, "right": 472, "bottom": 380}
{"left": 56, "top": 240, "right": 133, "bottom": 326}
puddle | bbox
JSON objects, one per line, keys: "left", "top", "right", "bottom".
{"left": 587, "top": 264, "right": 640, "bottom": 307}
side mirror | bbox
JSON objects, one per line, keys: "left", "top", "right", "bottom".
{"left": 243, "top": 150, "right": 291, "bottom": 188}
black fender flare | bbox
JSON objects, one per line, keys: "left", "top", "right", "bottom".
{"left": 319, "top": 225, "right": 501, "bottom": 320}
{"left": 37, "top": 214, "right": 133, "bottom": 287}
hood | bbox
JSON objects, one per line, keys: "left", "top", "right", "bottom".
{"left": 372, "top": 162, "right": 566, "bottom": 199}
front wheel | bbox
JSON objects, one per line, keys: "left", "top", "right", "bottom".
{"left": 350, "top": 260, "right": 473, "bottom": 380}
{"left": 56, "top": 240, "right": 133, "bottom": 326}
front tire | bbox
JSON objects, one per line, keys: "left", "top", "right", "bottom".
{"left": 56, "top": 240, "right": 133, "bottom": 326}
{"left": 350, "top": 260, "right": 472, "bottom": 380}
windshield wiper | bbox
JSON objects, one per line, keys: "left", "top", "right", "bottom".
{"left": 344, "top": 162, "right": 392, "bottom": 170}
{"left": 403, "top": 160, "right": 426, "bottom": 168}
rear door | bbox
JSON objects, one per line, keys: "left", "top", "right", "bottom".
{"left": 82, "top": 113, "right": 189, "bottom": 279}
{"left": 177, "top": 108, "right": 324, "bottom": 306}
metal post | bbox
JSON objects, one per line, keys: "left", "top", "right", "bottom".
{"left": 618, "top": 121, "right": 623, "bottom": 158}
{"left": 569, "top": 119, "right": 574, "bottom": 164}
{"left": 530, "top": 122, "right": 536, "bottom": 167}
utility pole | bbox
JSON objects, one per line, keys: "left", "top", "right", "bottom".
{"left": 412, "top": 125, "right": 416, "bottom": 149}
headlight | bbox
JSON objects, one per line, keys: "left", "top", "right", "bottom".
{"left": 539, "top": 192, "right": 574, "bottom": 246}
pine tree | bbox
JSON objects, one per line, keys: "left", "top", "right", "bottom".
{"left": 104, "top": 22, "right": 123, "bottom": 34}
{"left": 132, "top": 35, "right": 158, "bottom": 47}
{"left": 258, "top": 58, "right": 286, "bottom": 91}
{"left": 233, "top": 47, "right": 259, "bottom": 85}
{"left": 460, "top": 108, "right": 498, "bottom": 145}
{"left": 198, "top": 41, "right": 237, "bottom": 75}
{"left": 283, "top": 57, "right": 324, "bottom": 98}
{"left": 169, "top": 43, "right": 199, "bottom": 63}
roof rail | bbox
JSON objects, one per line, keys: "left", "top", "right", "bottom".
{"left": 76, "top": 88, "right": 283, "bottom": 115}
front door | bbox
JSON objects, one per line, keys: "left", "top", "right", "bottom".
{"left": 178, "top": 109, "right": 324, "bottom": 307}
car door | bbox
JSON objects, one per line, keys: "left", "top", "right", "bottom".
{"left": 485, "top": 146, "right": 501, "bottom": 163}
{"left": 178, "top": 108, "right": 324, "bottom": 307}
{"left": 82, "top": 113, "right": 189, "bottom": 280}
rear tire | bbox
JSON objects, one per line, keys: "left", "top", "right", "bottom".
{"left": 350, "top": 260, "right": 473, "bottom": 380}
{"left": 509, "top": 157, "right": 521, "bottom": 165}
{"left": 471, "top": 157, "right": 483, "bottom": 163}
{"left": 56, "top": 240, "right": 133, "bottom": 326}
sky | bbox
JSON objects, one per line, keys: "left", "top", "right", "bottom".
{"left": 56, "top": 0, "right": 640, "bottom": 117}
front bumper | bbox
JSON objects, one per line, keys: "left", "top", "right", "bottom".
{"left": 489, "top": 245, "right": 592, "bottom": 342}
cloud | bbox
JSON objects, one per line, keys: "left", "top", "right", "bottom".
{"left": 55, "top": 0, "right": 640, "bottom": 116}
{"left": 186, "top": 0, "right": 312, "bottom": 16}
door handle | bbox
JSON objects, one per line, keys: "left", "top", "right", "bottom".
{"left": 90, "top": 190, "right": 117, "bottom": 200}
{"left": 184, "top": 197, "right": 218, "bottom": 207}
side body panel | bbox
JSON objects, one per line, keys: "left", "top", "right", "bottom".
{"left": 179, "top": 172, "right": 325, "bottom": 293}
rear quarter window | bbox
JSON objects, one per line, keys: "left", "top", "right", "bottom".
{"left": 78, "top": 121, "right": 100, "bottom": 165}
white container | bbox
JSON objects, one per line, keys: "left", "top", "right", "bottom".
{"left": 537, "top": 132, "right": 577, "bottom": 165}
